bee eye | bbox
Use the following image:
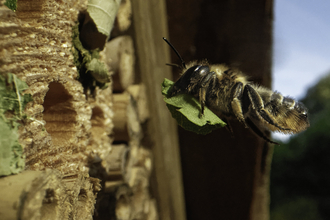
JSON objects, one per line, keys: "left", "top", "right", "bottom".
{"left": 180, "top": 65, "right": 210, "bottom": 83}
{"left": 194, "top": 66, "right": 210, "bottom": 77}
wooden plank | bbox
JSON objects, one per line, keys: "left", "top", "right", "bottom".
{"left": 131, "top": 1, "right": 186, "bottom": 220}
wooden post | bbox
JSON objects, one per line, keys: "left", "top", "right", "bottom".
{"left": 131, "top": 1, "right": 187, "bottom": 220}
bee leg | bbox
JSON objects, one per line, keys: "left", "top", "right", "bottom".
{"left": 198, "top": 71, "right": 217, "bottom": 117}
{"left": 222, "top": 118, "right": 235, "bottom": 137}
{"left": 245, "top": 117, "right": 279, "bottom": 145}
{"left": 230, "top": 82, "right": 249, "bottom": 128}
{"left": 199, "top": 87, "right": 207, "bottom": 117}
{"left": 243, "top": 85, "right": 289, "bottom": 131}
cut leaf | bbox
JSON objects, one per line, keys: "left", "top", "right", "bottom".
{"left": 87, "top": 0, "right": 121, "bottom": 37}
{"left": 0, "top": 118, "right": 24, "bottom": 176}
{"left": 0, "top": 74, "right": 33, "bottom": 118}
{"left": 87, "top": 58, "right": 111, "bottom": 83}
{"left": 162, "top": 78, "right": 226, "bottom": 135}
{"left": 0, "top": 73, "right": 31, "bottom": 176}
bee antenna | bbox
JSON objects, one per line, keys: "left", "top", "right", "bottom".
{"left": 163, "top": 37, "right": 186, "bottom": 69}
{"left": 166, "top": 63, "right": 181, "bottom": 68}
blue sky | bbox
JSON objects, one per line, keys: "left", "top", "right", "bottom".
{"left": 272, "top": 0, "right": 330, "bottom": 141}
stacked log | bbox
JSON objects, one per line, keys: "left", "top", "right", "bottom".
{"left": 95, "top": 30, "right": 157, "bottom": 220}
{"left": 0, "top": 0, "right": 100, "bottom": 219}
{"left": 0, "top": 0, "right": 159, "bottom": 219}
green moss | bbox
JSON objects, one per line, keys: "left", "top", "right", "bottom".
{"left": 0, "top": 73, "right": 33, "bottom": 176}
{"left": 162, "top": 78, "right": 226, "bottom": 135}
{"left": 4, "top": 0, "right": 17, "bottom": 11}
{"left": 71, "top": 23, "right": 110, "bottom": 92}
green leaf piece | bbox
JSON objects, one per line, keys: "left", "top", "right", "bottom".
{"left": 87, "top": 0, "right": 121, "bottom": 37}
{"left": 87, "top": 58, "right": 111, "bottom": 83}
{"left": 162, "top": 78, "right": 226, "bottom": 135}
{"left": 0, "top": 118, "right": 24, "bottom": 176}
{"left": 4, "top": 0, "right": 17, "bottom": 11}
{"left": 0, "top": 73, "right": 32, "bottom": 176}
{"left": 0, "top": 74, "right": 32, "bottom": 118}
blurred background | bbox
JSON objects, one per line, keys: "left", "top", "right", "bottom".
{"left": 271, "top": 0, "right": 330, "bottom": 219}
{"left": 272, "top": 0, "right": 330, "bottom": 141}
{"left": 164, "top": 0, "right": 330, "bottom": 219}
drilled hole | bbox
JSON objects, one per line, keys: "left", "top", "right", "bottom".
{"left": 43, "top": 82, "right": 77, "bottom": 146}
{"left": 78, "top": 188, "right": 87, "bottom": 201}
{"left": 42, "top": 188, "right": 55, "bottom": 204}
{"left": 40, "top": 188, "right": 58, "bottom": 219}
{"left": 90, "top": 106, "right": 105, "bottom": 138}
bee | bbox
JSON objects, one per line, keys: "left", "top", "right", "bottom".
{"left": 163, "top": 38, "right": 310, "bottom": 144}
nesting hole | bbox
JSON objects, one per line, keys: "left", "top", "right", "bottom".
{"left": 115, "top": 194, "right": 131, "bottom": 219}
{"left": 78, "top": 188, "right": 88, "bottom": 201}
{"left": 43, "top": 82, "right": 77, "bottom": 146}
{"left": 42, "top": 188, "right": 55, "bottom": 204}
{"left": 40, "top": 188, "right": 58, "bottom": 219}
{"left": 90, "top": 106, "right": 105, "bottom": 140}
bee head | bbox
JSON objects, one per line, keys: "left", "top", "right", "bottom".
{"left": 163, "top": 37, "right": 211, "bottom": 97}
{"left": 168, "top": 65, "right": 210, "bottom": 97}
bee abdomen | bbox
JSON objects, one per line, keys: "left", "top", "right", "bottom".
{"left": 265, "top": 92, "right": 309, "bottom": 133}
